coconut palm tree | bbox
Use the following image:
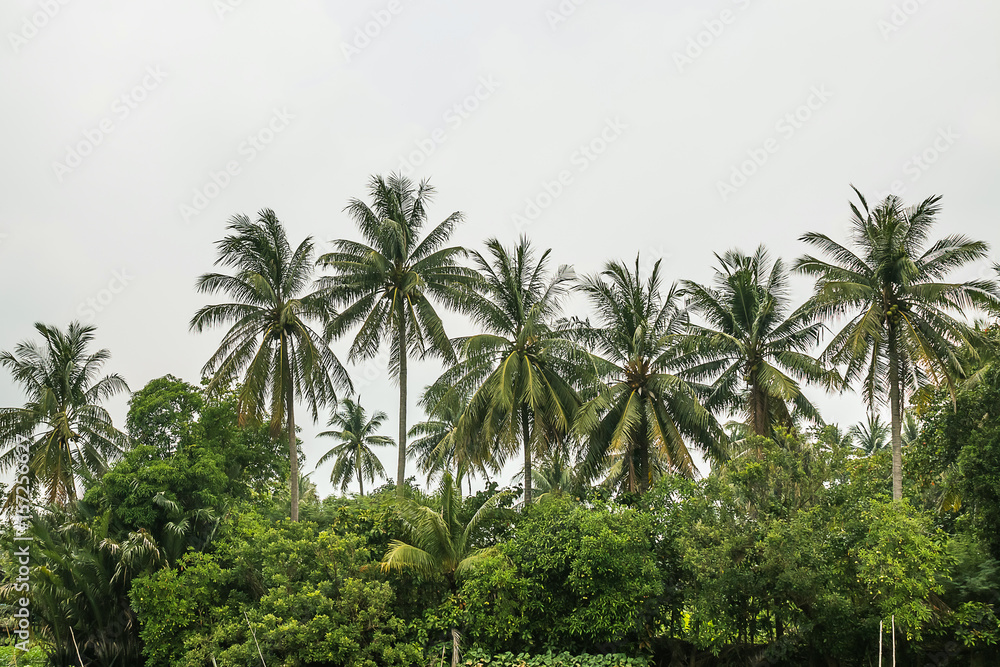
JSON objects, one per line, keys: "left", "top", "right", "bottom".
{"left": 408, "top": 390, "right": 492, "bottom": 491}
{"left": 317, "top": 174, "right": 478, "bottom": 496}
{"left": 315, "top": 397, "right": 393, "bottom": 496}
{"left": 679, "top": 246, "right": 839, "bottom": 439}
{"left": 381, "top": 471, "right": 507, "bottom": 667}
{"left": 190, "top": 210, "right": 351, "bottom": 521}
{"left": 848, "top": 413, "right": 890, "bottom": 455}
{"left": 795, "top": 188, "right": 999, "bottom": 499}
{"left": 423, "top": 237, "right": 588, "bottom": 503}
{"left": 0, "top": 322, "right": 129, "bottom": 505}
{"left": 573, "top": 257, "right": 726, "bottom": 493}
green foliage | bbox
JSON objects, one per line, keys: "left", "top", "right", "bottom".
{"left": 131, "top": 514, "right": 422, "bottom": 667}
{"left": 464, "top": 498, "right": 662, "bottom": 653}
{"left": 911, "top": 361, "right": 1000, "bottom": 558}
{"left": 0, "top": 643, "right": 48, "bottom": 666}
{"left": 462, "top": 648, "right": 649, "bottom": 667}
{"left": 126, "top": 375, "right": 203, "bottom": 455}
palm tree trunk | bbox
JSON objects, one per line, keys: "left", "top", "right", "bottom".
{"left": 751, "top": 374, "right": 768, "bottom": 438}
{"left": 358, "top": 442, "right": 365, "bottom": 497}
{"left": 888, "top": 323, "right": 903, "bottom": 501}
{"left": 639, "top": 410, "right": 650, "bottom": 494}
{"left": 396, "top": 303, "right": 408, "bottom": 497}
{"left": 521, "top": 405, "right": 532, "bottom": 504}
{"left": 287, "top": 382, "right": 299, "bottom": 522}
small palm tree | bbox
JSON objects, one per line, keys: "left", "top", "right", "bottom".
{"left": 382, "top": 472, "right": 507, "bottom": 667}
{"left": 408, "top": 391, "right": 491, "bottom": 490}
{"left": 680, "top": 246, "right": 839, "bottom": 439}
{"left": 424, "top": 237, "right": 587, "bottom": 503}
{"left": 315, "top": 397, "right": 393, "bottom": 496}
{"left": 191, "top": 210, "right": 351, "bottom": 521}
{"left": 795, "top": 188, "right": 999, "bottom": 499}
{"left": 848, "top": 413, "right": 891, "bottom": 455}
{"left": 0, "top": 322, "right": 129, "bottom": 504}
{"left": 317, "top": 174, "right": 479, "bottom": 496}
{"left": 573, "top": 257, "right": 726, "bottom": 493}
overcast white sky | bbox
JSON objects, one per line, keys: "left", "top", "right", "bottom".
{"left": 2, "top": 0, "right": 998, "bottom": 497}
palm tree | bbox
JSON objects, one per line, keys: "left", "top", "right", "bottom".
{"left": 0, "top": 322, "right": 129, "bottom": 504}
{"left": 573, "top": 257, "right": 726, "bottom": 493}
{"left": 381, "top": 471, "right": 507, "bottom": 667}
{"left": 848, "top": 413, "right": 890, "bottom": 455}
{"left": 519, "top": 450, "right": 587, "bottom": 503}
{"left": 190, "top": 210, "right": 351, "bottom": 521}
{"left": 408, "top": 390, "right": 491, "bottom": 491}
{"left": 315, "top": 397, "right": 393, "bottom": 496}
{"left": 679, "top": 246, "right": 839, "bottom": 440}
{"left": 423, "top": 237, "right": 587, "bottom": 503}
{"left": 795, "top": 188, "right": 999, "bottom": 499}
{"left": 317, "top": 174, "right": 478, "bottom": 496}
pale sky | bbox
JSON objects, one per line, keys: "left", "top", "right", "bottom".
{"left": 2, "top": 0, "right": 999, "bottom": 497}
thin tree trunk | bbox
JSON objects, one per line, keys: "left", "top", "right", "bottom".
{"left": 639, "top": 410, "right": 650, "bottom": 494}
{"left": 521, "top": 405, "right": 532, "bottom": 504}
{"left": 396, "top": 303, "right": 408, "bottom": 497}
{"left": 287, "top": 381, "right": 299, "bottom": 522}
{"left": 888, "top": 323, "right": 903, "bottom": 501}
{"left": 751, "top": 369, "right": 769, "bottom": 439}
{"left": 358, "top": 442, "right": 365, "bottom": 497}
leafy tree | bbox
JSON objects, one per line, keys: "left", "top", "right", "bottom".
{"left": 316, "top": 397, "right": 394, "bottom": 496}
{"left": 795, "top": 188, "right": 999, "bottom": 499}
{"left": 574, "top": 256, "right": 725, "bottom": 493}
{"left": 0, "top": 322, "right": 129, "bottom": 504}
{"left": 131, "top": 514, "right": 422, "bottom": 667}
{"left": 680, "top": 246, "right": 836, "bottom": 441}
{"left": 425, "top": 237, "right": 586, "bottom": 503}
{"left": 191, "top": 210, "right": 351, "bottom": 521}
{"left": 473, "top": 497, "right": 663, "bottom": 653}
{"left": 125, "top": 374, "right": 203, "bottom": 455}
{"left": 317, "top": 174, "right": 477, "bottom": 496}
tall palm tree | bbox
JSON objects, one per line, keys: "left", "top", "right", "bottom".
{"left": 0, "top": 322, "right": 129, "bottom": 504}
{"left": 679, "top": 246, "right": 839, "bottom": 440}
{"left": 317, "top": 174, "right": 478, "bottom": 496}
{"left": 191, "top": 210, "right": 351, "bottom": 521}
{"left": 423, "top": 237, "right": 587, "bottom": 503}
{"left": 795, "top": 188, "right": 999, "bottom": 499}
{"left": 573, "top": 257, "right": 726, "bottom": 493}
{"left": 315, "top": 397, "right": 393, "bottom": 496}
{"left": 381, "top": 471, "right": 507, "bottom": 667}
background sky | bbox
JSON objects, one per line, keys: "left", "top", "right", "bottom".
{"left": 2, "top": 0, "right": 998, "bottom": 497}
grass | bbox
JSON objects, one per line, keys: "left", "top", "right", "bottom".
{"left": 0, "top": 644, "right": 48, "bottom": 666}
